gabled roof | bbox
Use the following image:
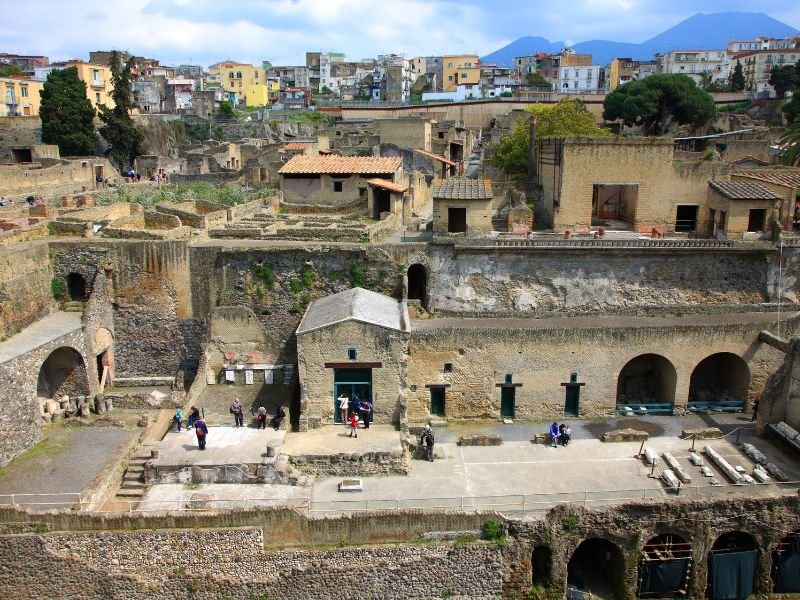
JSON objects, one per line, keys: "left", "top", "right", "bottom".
{"left": 297, "top": 288, "right": 408, "bottom": 334}
{"left": 281, "top": 142, "right": 310, "bottom": 151}
{"left": 733, "top": 168, "right": 800, "bottom": 189}
{"left": 709, "top": 180, "right": 778, "bottom": 200}
{"left": 367, "top": 178, "right": 408, "bottom": 194}
{"left": 414, "top": 148, "right": 456, "bottom": 166}
{"left": 433, "top": 178, "right": 493, "bottom": 200}
{"left": 730, "top": 156, "right": 770, "bottom": 167}
{"left": 278, "top": 155, "right": 401, "bottom": 175}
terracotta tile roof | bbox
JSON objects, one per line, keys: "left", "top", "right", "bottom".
{"left": 730, "top": 155, "right": 770, "bottom": 167}
{"left": 278, "top": 155, "right": 402, "bottom": 175}
{"left": 433, "top": 178, "right": 493, "bottom": 200}
{"left": 733, "top": 168, "right": 800, "bottom": 189}
{"left": 414, "top": 148, "right": 456, "bottom": 166}
{"left": 367, "top": 178, "right": 408, "bottom": 194}
{"left": 281, "top": 142, "right": 310, "bottom": 151}
{"left": 709, "top": 180, "right": 779, "bottom": 200}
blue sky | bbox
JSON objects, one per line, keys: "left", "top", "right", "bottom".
{"left": 1, "top": 0, "right": 799, "bottom": 67}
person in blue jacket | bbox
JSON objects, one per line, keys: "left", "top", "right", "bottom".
{"left": 550, "top": 422, "right": 559, "bottom": 448}
{"left": 195, "top": 418, "right": 209, "bottom": 450}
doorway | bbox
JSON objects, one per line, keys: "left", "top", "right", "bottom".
{"left": 448, "top": 207, "right": 467, "bottom": 233}
{"left": 747, "top": 208, "right": 766, "bottom": 232}
{"left": 500, "top": 387, "right": 515, "bottom": 419}
{"left": 565, "top": 386, "right": 580, "bottom": 417}
{"left": 675, "top": 205, "right": 698, "bottom": 232}
{"left": 592, "top": 184, "right": 638, "bottom": 224}
{"left": 373, "top": 189, "right": 391, "bottom": 220}
{"left": 333, "top": 368, "right": 372, "bottom": 424}
{"left": 430, "top": 387, "right": 445, "bottom": 417}
{"left": 407, "top": 264, "right": 428, "bottom": 308}
{"left": 66, "top": 273, "right": 87, "bottom": 301}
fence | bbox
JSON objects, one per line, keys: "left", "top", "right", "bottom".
{"left": 2, "top": 481, "right": 798, "bottom": 515}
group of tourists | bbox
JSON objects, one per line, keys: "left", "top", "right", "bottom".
{"left": 173, "top": 400, "right": 286, "bottom": 451}
{"left": 337, "top": 392, "right": 372, "bottom": 438}
{"left": 549, "top": 422, "right": 572, "bottom": 447}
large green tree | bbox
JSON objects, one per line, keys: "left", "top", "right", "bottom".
{"left": 730, "top": 60, "right": 745, "bottom": 92}
{"left": 98, "top": 51, "right": 144, "bottom": 172}
{"left": 491, "top": 99, "right": 610, "bottom": 175}
{"left": 39, "top": 67, "right": 96, "bottom": 156}
{"left": 602, "top": 73, "right": 716, "bottom": 135}
{"left": 769, "top": 64, "right": 799, "bottom": 99}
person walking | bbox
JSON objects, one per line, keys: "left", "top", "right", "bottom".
{"left": 751, "top": 396, "right": 760, "bottom": 422}
{"left": 550, "top": 422, "right": 560, "bottom": 448}
{"left": 360, "top": 399, "right": 372, "bottom": 429}
{"left": 195, "top": 418, "right": 208, "bottom": 450}
{"left": 230, "top": 397, "right": 244, "bottom": 427}
{"left": 173, "top": 407, "right": 183, "bottom": 432}
{"left": 421, "top": 426, "right": 435, "bottom": 462}
{"left": 188, "top": 406, "right": 200, "bottom": 429}
{"left": 338, "top": 392, "right": 349, "bottom": 425}
{"left": 272, "top": 405, "right": 286, "bottom": 431}
{"left": 349, "top": 411, "right": 359, "bottom": 438}
{"left": 257, "top": 405, "right": 267, "bottom": 429}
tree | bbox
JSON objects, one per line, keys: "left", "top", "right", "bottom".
{"left": 218, "top": 100, "right": 235, "bottom": 118}
{"left": 780, "top": 121, "right": 800, "bottom": 166}
{"left": 39, "top": 67, "right": 96, "bottom": 156}
{"left": 731, "top": 60, "right": 745, "bottom": 92}
{"left": 98, "top": 51, "right": 144, "bottom": 172}
{"left": 491, "top": 99, "right": 609, "bottom": 175}
{"left": 0, "top": 64, "right": 23, "bottom": 78}
{"left": 602, "top": 73, "right": 716, "bottom": 135}
{"left": 768, "top": 64, "right": 798, "bottom": 99}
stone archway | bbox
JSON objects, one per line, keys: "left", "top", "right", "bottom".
{"left": 638, "top": 533, "right": 693, "bottom": 597}
{"left": 707, "top": 531, "right": 759, "bottom": 600}
{"left": 567, "top": 537, "right": 626, "bottom": 599}
{"left": 772, "top": 530, "right": 800, "bottom": 594}
{"left": 407, "top": 263, "right": 428, "bottom": 309}
{"left": 689, "top": 353, "right": 750, "bottom": 406}
{"left": 37, "top": 347, "right": 90, "bottom": 399}
{"left": 616, "top": 354, "right": 677, "bottom": 411}
{"left": 66, "top": 273, "right": 87, "bottom": 301}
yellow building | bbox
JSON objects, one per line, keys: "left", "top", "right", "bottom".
{"left": 442, "top": 55, "right": 479, "bottom": 91}
{"left": 245, "top": 84, "right": 269, "bottom": 107}
{"left": 62, "top": 61, "right": 115, "bottom": 111}
{"left": 1, "top": 77, "right": 44, "bottom": 116}
{"left": 209, "top": 61, "right": 264, "bottom": 106}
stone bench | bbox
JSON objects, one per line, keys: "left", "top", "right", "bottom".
{"left": 601, "top": 428, "right": 649, "bottom": 443}
{"left": 457, "top": 435, "right": 502, "bottom": 447}
{"left": 681, "top": 427, "right": 723, "bottom": 440}
{"left": 768, "top": 421, "right": 800, "bottom": 455}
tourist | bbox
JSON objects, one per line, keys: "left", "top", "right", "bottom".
{"left": 0, "top": 196, "right": 7, "bottom": 207}
{"left": 560, "top": 424, "right": 572, "bottom": 446}
{"left": 751, "top": 396, "right": 760, "bottom": 422}
{"left": 173, "top": 407, "right": 183, "bottom": 432}
{"left": 351, "top": 395, "right": 362, "bottom": 426}
{"left": 550, "top": 422, "right": 559, "bottom": 448}
{"left": 360, "top": 399, "right": 372, "bottom": 429}
{"left": 188, "top": 405, "right": 200, "bottom": 429}
{"left": 338, "top": 392, "right": 349, "bottom": 424}
{"left": 348, "top": 411, "right": 359, "bottom": 438}
{"left": 257, "top": 405, "right": 267, "bottom": 429}
{"left": 230, "top": 397, "right": 244, "bottom": 427}
{"left": 421, "top": 425, "right": 434, "bottom": 462}
{"left": 272, "top": 405, "right": 286, "bottom": 431}
{"left": 195, "top": 417, "right": 208, "bottom": 450}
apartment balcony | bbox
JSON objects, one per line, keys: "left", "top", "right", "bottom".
{"left": 90, "top": 80, "right": 106, "bottom": 89}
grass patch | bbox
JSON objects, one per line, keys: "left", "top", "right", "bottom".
{"left": 51, "top": 277, "right": 64, "bottom": 301}
{"left": 252, "top": 264, "right": 275, "bottom": 290}
{"left": 350, "top": 265, "right": 366, "bottom": 288}
{"left": 452, "top": 534, "right": 478, "bottom": 547}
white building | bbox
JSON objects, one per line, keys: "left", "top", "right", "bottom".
{"left": 558, "top": 65, "right": 601, "bottom": 93}
{"left": 660, "top": 50, "right": 730, "bottom": 86}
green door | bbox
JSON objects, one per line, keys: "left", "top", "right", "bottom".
{"left": 500, "top": 387, "right": 515, "bottom": 418}
{"left": 564, "top": 386, "right": 580, "bottom": 417}
{"left": 333, "top": 369, "right": 372, "bottom": 424}
{"left": 430, "top": 387, "right": 445, "bottom": 417}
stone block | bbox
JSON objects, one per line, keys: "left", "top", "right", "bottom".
{"left": 457, "top": 435, "right": 502, "bottom": 447}
{"left": 601, "top": 428, "right": 649, "bottom": 443}
{"left": 681, "top": 427, "right": 722, "bottom": 440}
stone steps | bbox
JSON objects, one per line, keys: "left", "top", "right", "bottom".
{"left": 112, "top": 453, "right": 151, "bottom": 508}
{"left": 63, "top": 301, "right": 85, "bottom": 313}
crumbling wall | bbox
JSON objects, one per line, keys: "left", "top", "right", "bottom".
{"left": 0, "top": 240, "right": 54, "bottom": 338}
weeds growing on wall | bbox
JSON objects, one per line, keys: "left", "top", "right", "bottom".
{"left": 252, "top": 264, "right": 275, "bottom": 290}
{"left": 96, "top": 182, "right": 271, "bottom": 208}
{"left": 481, "top": 519, "right": 505, "bottom": 544}
{"left": 51, "top": 277, "right": 64, "bottom": 301}
{"left": 350, "top": 265, "right": 366, "bottom": 288}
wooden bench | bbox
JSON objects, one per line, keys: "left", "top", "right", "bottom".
{"left": 615, "top": 403, "right": 674, "bottom": 415}
{"left": 687, "top": 400, "right": 744, "bottom": 413}
{"left": 768, "top": 421, "right": 800, "bottom": 454}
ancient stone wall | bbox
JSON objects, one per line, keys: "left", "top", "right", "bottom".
{"left": 0, "top": 240, "right": 54, "bottom": 339}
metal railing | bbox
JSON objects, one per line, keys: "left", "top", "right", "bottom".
{"left": 0, "top": 492, "right": 84, "bottom": 510}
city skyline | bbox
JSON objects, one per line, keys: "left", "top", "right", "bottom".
{"left": 2, "top": 0, "right": 799, "bottom": 68}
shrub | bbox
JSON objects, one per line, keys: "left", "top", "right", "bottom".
{"left": 301, "top": 267, "right": 314, "bottom": 288}
{"left": 51, "top": 277, "right": 64, "bottom": 300}
{"left": 252, "top": 264, "right": 275, "bottom": 290}
{"left": 350, "top": 265, "right": 366, "bottom": 288}
{"left": 481, "top": 519, "right": 504, "bottom": 542}
{"left": 289, "top": 278, "right": 302, "bottom": 293}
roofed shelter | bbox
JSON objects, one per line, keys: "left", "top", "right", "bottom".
{"left": 432, "top": 178, "right": 493, "bottom": 235}
{"left": 731, "top": 168, "right": 800, "bottom": 231}
{"left": 278, "top": 155, "right": 404, "bottom": 217}
{"left": 705, "top": 180, "right": 779, "bottom": 237}
{"left": 296, "top": 288, "right": 410, "bottom": 430}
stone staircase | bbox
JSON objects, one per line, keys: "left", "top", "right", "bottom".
{"left": 63, "top": 301, "right": 85, "bottom": 313}
{"left": 113, "top": 448, "right": 153, "bottom": 509}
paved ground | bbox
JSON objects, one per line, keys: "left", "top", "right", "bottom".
{"left": 153, "top": 425, "right": 284, "bottom": 467}
{"left": 282, "top": 423, "right": 401, "bottom": 455}
{"left": 137, "top": 483, "right": 308, "bottom": 512}
{"left": 0, "top": 311, "right": 82, "bottom": 363}
{"left": 0, "top": 425, "right": 136, "bottom": 509}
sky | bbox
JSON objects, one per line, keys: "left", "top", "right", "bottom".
{"left": 2, "top": 0, "right": 799, "bottom": 67}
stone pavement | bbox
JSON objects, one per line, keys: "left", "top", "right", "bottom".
{"left": 136, "top": 483, "right": 309, "bottom": 512}
{"left": 152, "top": 425, "right": 284, "bottom": 467}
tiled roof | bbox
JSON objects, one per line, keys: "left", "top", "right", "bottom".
{"left": 281, "top": 142, "right": 310, "bottom": 151}
{"left": 278, "top": 155, "right": 402, "bottom": 175}
{"left": 709, "top": 180, "right": 779, "bottom": 200}
{"left": 297, "top": 288, "right": 409, "bottom": 334}
{"left": 414, "top": 148, "right": 456, "bottom": 166}
{"left": 733, "top": 168, "right": 800, "bottom": 189}
{"left": 433, "top": 178, "right": 493, "bottom": 200}
{"left": 730, "top": 155, "right": 770, "bottom": 167}
{"left": 366, "top": 178, "right": 408, "bottom": 194}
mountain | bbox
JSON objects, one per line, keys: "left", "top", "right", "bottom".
{"left": 481, "top": 12, "right": 799, "bottom": 67}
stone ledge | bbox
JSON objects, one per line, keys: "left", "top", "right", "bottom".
{"left": 601, "top": 428, "right": 649, "bottom": 443}
{"left": 682, "top": 427, "right": 723, "bottom": 440}
{"left": 457, "top": 435, "right": 502, "bottom": 446}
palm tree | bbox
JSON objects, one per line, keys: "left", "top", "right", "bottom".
{"left": 780, "top": 121, "right": 800, "bottom": 166}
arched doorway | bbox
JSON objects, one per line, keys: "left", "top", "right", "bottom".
{"left": 772, "top": 530, "right": 800, "bottom": 593}
{"left": 567, "top": 538, "right": 626, "bottom": 599}
{"left": 532, "top": 545, "right": 552, "bottom": 588}
{"left": 708, "top": 531, "right": 759, "bottom": 600}
{"left": 407, "top": 264, "right": 428, "bottom": 309}
{"left": 66, "top": 273, "right": 87, "bottom": 301}
{"left": 638, "top": 533, "right": 693, "bottom": 597}
{"left": 616, "top": 354, "right": 677, "bottom": 413}
{"left": 689, "top": 353, "right": 750, "bottom": 410}
{"left": 37, "top": 347, "right": 90, "bottom": 399}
